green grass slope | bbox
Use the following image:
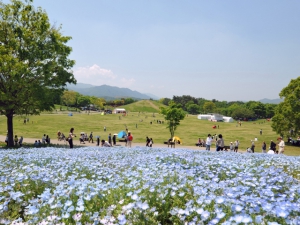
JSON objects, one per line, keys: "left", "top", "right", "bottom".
{"left": 0, "top": 100, "right": 299, "bottom": 155}
{"left": 122, "top": 100, "right": 166, "bottom": 113}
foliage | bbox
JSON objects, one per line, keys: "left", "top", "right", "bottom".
{"left": 0, "top": 0, "right": 75, "bottom": 146}
{"left": 77, "top": 95, "right": 91, "bottom": 107}
{"left": 231, "top": 107, "right": 255, "bottom": 120}
{"left": 173, "top": 95, "right": 198, "bottom": 111}
{"left": 160, "top": 101, "right": 186, "bottom": 138}
{"left": 61, "top": 90, "right": 77, "bottom": 106}
{"left": 90, "top": 96, "right": 105, "bottom": 109}
{"left": 203, "top": 101, "right": 216, "bottom": 113}
{"left": 245, "top": 101, "right": 266, "bottom": 118}
{"left": 186, "top": 103, "right": 200, "bottom": 115}
{"left": 272, "top": 77, "right": 300, "bottom": 138}
{"left": 124, "top": 98, "right": 135, "bottom": 105}
{"left": 159, "top": 98, "right": 171, "bottom": 106}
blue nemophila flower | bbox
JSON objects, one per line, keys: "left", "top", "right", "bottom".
{"left": 26, "top": 205, "right": 39, "bottom": 215}
{"left": 117, "top": 214, "right": 126, "bottom": 225}
{"left": 64, "top": 200, "right": 73, "bottom": 207}
{"left": 216, "top": 212, "right": 225, "bottom": 219}
{"left": 131, "top": 194, "right": 138, "bottom": 200}
{"left": 201, "top": 211, "right": 210, "bottom": 220}
{"left": 1, "top": 147, "right": 300, "bottom": 223}
{"left": 209, "top": 218, "right": 219, "bottom": 224}
{"left": 267, "top": 222, "right": 281, "bottom": 225}
{"left": 231, "top": 204, "right": 243, "bottom": 212}
{"left": 76, "top": 205, "right": 85, "bottom": 211}
{"left": 67, "top": 205, "right": 75, "bottom": 212}
{"left": 62, "top": 212, "right": 70, "bottom": 218}
{"left": 215, "top": 197, "right": 225, "bottom": 204}
{"left": 9, "top": 191, "right": 24, "bottom": 201}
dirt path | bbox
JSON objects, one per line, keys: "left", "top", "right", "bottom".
{"left": 146, "top": 100, "right": 160, "bottom": 110}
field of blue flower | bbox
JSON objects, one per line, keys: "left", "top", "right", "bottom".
{"left": 1, "top": 147, "right": 300, "bottom": 225}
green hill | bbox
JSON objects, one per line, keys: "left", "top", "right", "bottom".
{"left": 123, "top": 100, "right": 166, "bottom": 113}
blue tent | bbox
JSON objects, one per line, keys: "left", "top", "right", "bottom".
{"left": 68, "top": 113, "right": 73, "bottom": 116}
{"left": 118, "top": 131, "right": 126, "bottom": 138}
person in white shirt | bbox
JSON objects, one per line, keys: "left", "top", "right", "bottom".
{"left": 230, "top": 142, "right": 234, "bottom": 152}
{"left": 234, "top": 140, "right": 239, "bottom": 152}
{"left": 278, "top": 137, "right": 285, "bottom": 154}
{"left": 205, "top": 134, "right": 213, "bottom": 151}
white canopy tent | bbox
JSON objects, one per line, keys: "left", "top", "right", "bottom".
{"left": 113, "top": 108, "right": 126, "bottom": 114}
{"left": 197, "top": 114, "right": 234, "bottom": 123}
{"left": 223, "top": 116, "right": 234, "bottom": 123}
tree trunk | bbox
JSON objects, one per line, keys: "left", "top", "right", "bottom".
{"left": 6, "top": 111, "right": 14, "bottom": 147}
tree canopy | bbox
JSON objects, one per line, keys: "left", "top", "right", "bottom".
{"left": 160, "top": 101, "right": 186, "bottom": 138}
{"left": 272, "top": 77, "right": 300, "bottom": 138}
{"left": 0, "top": 0, "right": 76, "bottom": 146}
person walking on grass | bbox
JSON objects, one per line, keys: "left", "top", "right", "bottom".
{"left": 108, "top": 133, "right": 112, "bottom": 146}
{"left": 19, "top": 136, "right": 23, "bottom": 147}
{"left": 216, "top": 134, "right": 224, "bottom": 151}
{"left": 127, "top": 132, "right": 133, "bottom": 148}
{"left": 205, "top": 134, "right": 213, "bottom": 151}
{"left": 149, "top": 138, "right": 153, "bottom": 147}
{"left": 89, "top": 132, "right": 93, "bottom": 143}
{"left": 250, "top": 140, "right": 255, "bottom": 153}
{"left": 234, "top": 140, "right": 239, "bottom": 152}
{"left": 146, "top": 136, "right": 150, "bottom": 147}
{"left": 230, "top": 142, "right": 234, "bottom": 152}
{"left": 68, "top": 128, "right": 76, "bottom": 149}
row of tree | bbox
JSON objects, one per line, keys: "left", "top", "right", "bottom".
{"left": 159, "top": 96, "right": 277, "bottom": 120}
{"left": 59, "top": 90, "right": 136, "bottom": 109}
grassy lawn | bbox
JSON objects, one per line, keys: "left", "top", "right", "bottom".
{"left": 1, "top": 109, "right": 299, "bottom": 156}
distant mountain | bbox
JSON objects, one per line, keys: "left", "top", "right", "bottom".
{"left": 68, "top": 83, "right": 94, "bottom": 89}
{"left": 258, "top": 98, "right": 283, "bottom": 104}
{"left": 66, "top": 83, "right": 152, "bottom": 100}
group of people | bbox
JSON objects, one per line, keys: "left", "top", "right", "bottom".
{"left": 5, "top": 133, "right": 50, "bottom": 147}
{"left": 204, "top": 133, "right": 285, "bottom": 154}
{"left": 66, "top": 128, "right": 134, "bottom": 148}
{"left": 5, "top": 134, "right": 24, "bottom": 147}
{"left": 258, "top": 138, "right": 285, "bottom": 154}
{"left": 101, "top": 132, "right": 133, "bottom": 147}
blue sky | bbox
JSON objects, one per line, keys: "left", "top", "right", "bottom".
{"left": 6, "top": 0, "right": 300, "bottom": 101}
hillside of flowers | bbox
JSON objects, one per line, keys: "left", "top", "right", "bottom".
{"left": 0, "top": 147, "right": 300, "bottom": 225}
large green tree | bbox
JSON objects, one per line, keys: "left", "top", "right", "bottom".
{"left": 0, "top": 0, "right": 76, "bottom": 147}
{"left": 61, "top": 90, "right": 77, "bottom": 107}
{"left": 203, "top": 101, "right": 216, "bottom": 113}
{"left": 272, "top": 77, "right": 300, "bottom": 138}
{"left": 160, "top": 101, "right": 186, "bottom": 138}
{"left": 231, "top": 107, "right": 255, "bottom": 120}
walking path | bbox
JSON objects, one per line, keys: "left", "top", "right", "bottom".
{"left": 0, "top": 135, "right": 205, "bottom": 150}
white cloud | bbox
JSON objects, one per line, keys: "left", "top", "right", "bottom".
{"left": 73, "top": 64, "right": 135, "bottom": 87}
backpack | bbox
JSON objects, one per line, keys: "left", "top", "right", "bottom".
{"left": 128, "top": 135, "right": 133, "bottom": 141}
